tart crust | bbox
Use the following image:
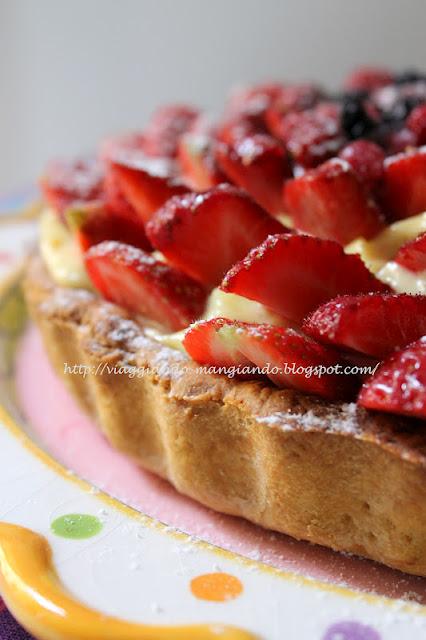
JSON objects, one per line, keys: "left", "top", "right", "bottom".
{"left": 23, "top": 256, "right": 426, "bottom": 576}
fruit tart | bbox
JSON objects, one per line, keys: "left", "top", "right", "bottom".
{"left": 25, "top": 66, "right": 426, "bottom": 576}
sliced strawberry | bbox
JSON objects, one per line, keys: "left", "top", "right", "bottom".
{"left": 265, "top": 84, "right": 323, "bottom": 135}
{"left": 216, "top": 111, "right": 268, "bottom": 145}
{"left": 85, "top": 241, "right": 206, "bottom": 331}
{"left": 344, "top": 66, "right": 394, "bottom": 92}
{"left": 66, "top": 202, "right": 151, "bottom": 253}
{"left": 214, "top": 134, "right": 291, "bottom": 216}
{"left": 283, "top": 158, "right": 385, "bottom": 244}
{"left": 145, "top": 184, "right": 285, "bottom": 286}
{"left": 394, "top": 232, "right": 426, "bottom": 272}
{"left": 110, "top": 152, "right": 188, "bottom": 223}
{"left": 183, "top": 319, "right": 355, "bottom": 399}
{"left": 303, "top": 293, "right": 426, "bottom": 358}
{"left": 221, "top": 234, "right": 389, "bottom": 324}
{"left": 103, "top": 166, "right": 137, "bottom": 218}
{"left": 39, "top": 158, "right": 104, "bottom": 216}
{"left": 338, "top": 140, "right": 385, "bottom": 189}
{"left": 142, "top": 104, "right": 199, "bottom": 158}
{"left": 358, "top": 336, "right": 426, "bottom": 419}
{"left": 100, "top": 132, "right": 150, "bottom": 218}
{"left": 381, "top": 148, "right": 426, "bottom": 219}
{"left": 182, "top": 317, "right": 251, "bottom": 368}
{"left": 178, "top": 132, "right": 225, "bottom": 190}
{"left": 273, "top": 102, "right": 344, "bottom": 168}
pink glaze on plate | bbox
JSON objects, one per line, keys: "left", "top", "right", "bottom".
{"left": 15, "top": 323, "right": 426, "bottom": 603}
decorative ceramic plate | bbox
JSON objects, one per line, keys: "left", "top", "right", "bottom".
{"left": 1, "top": 191, "right": 426, "bottom": 640}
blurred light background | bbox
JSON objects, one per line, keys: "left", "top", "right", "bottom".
{"left": 1, "top": 0, "right": 426, "bottom": 191}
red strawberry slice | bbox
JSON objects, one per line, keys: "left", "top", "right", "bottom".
{"left": 358, "top": 336, "right": 426, "bottom": 419}
{"left": 381, "top": 148, "right": 426, "bottom": 220}
{"left": 273, "top": 102, "right": 344, "bottom": 168}
{"left": 283, "top": 158, "right": 385, "bottom": 245}
{"left": 394, "top": 232, "right": 426, "bottom": 272}
{"left": 145, "top": 184, "right": 286, "bottom": 286}
{"left": 265, "top": 84, "right": 323, "bottom": 134}
{"left": 303, "top": 293, "right": 426, "bottom": 358}
{"left": 216, "top": 111, "right": 268, "bottom": 146}
{"left": 338, "top": 140, "right": 385, "bottom": 189}
{"left": 110, "top": 152, "right": 188, "bottom": 223}
{"left": 103, "top": 167, "right": 137, "bottom": 218}
{"left": 66, "top": 202, "right": 151, "bottom": 253}
{"left": 221, "top": 234, "right": 389, "bottom": 324}
{"left": 178, "top": 127, "right": 225, "bottom": 190}
{"left": 183, "top": 319, "right": 355, "bottom": 399}
{"left": 344, "top": 66, "right": 394, "bottom": 92}
{"left": 142, "top": 104, "right": 199, "bottom": 158}
{"left": 39, "top": 158, "right": 105, "bottom": 216}
{"left": 214, "top": 134, "right": 291, "bottom": 216}
{"left": 182, "top": 317, "right": 251, "bottom": 368}
{"left": 85, "top": 241, "right": 206, "bottom": 331}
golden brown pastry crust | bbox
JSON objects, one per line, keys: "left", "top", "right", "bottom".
{"left": 23, "top": 256, "right": 426, "bottom": 576}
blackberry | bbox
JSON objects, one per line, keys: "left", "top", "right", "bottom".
{"left": 395, "top": 70, "right": 426, "bottom": 85}
{"left": 382, "top": 96, "right": 426, "bottom": 126}
{"left": 341, "top": 96, "right": 376, "bottom": 140}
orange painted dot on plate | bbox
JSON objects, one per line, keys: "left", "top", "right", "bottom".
{"left": 190, "top": 572, "right": 243, "bottom": 602}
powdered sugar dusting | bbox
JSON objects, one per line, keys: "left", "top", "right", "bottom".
{"left": 257, "top": 402, "right": 361, "bottom": 435}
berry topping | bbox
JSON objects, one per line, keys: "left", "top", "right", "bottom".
{"left": 183, "top": 319, "right": 355, "bottom": 399}
{"left": 145, "top": 184, "right": 285, "bottom": 286}
{"left": 303, "top": 293, "right": 426, "bottom": 358}
{"left": 40, "top": 159, "right": 105, "bottom": 216}
{"left": 394, "top": 69, "right": 426, "bottom": 85}
{"left": 110, "top": 153, "right": 188, "bottom": 223}
{"left": 394, "top": 232, "right": 426, "bottom": 273}
{"left": 214, "top": 134, "right": 291, "bottom": 215}
{"left": 283, "top": 158, "right": 385, "bottom": 245}
{"left": 344, "top": 66, "right": 394, "bottom": 92}
{"left": 221, "top": 234, "right": 388, "bottom": 324}
{"left": 275, "top": 103, "right": 344, "bottom": 168}
{"left": 381, "top": 147, "right": 426, "bottom": 219}
{"left": 406, "top": 104, "right": 426, "bottom": 146}
{"left": 265, "top": 83, "right": 323, "bottom": 134}
{"left": 178, "top": 130, "right": 225, "bottom": 190}
{"left": 338, "top": 140, "right": 385, "bottom": 188}
{"left": 340, "top": 95, "right": 378, "bottom": 140}
{"left": 182, "top": 317, "right": 251, "bottom": 369}
{"left": 142, "top": 104, "right": 199, "bottom": 158}
{"left": 66, "top": 202, "right": 151, "bottom": 253}
{"left": 85, "top": 241, "right": 206, "bottom": 331}
{"left": 359, "top": 336, "right": 426, "bottom": 419}
{"left": 386, "top": 127, "right": 418, "bottom": 154}
{"left": 225, "top": 82, "right": 285, "bottom": 117}
{"left": 103, "top": 166, "right": 137, "bottom": 218}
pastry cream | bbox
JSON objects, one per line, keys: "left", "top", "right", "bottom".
{"left": 345, "top": 212, "right": 426, "bottom": 273}
{"left": 39, "top": 209, "right": 92, "bottom": 289}
{"left": 151, "top": 288, "right": 287, "bottom": 351}
{"left": 377, "top": 262, "right": 426, "bottom": 294}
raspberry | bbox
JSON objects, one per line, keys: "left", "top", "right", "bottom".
{"left": 338, "top": 140, "right": 385, "bottom": 188}
{"left": 279, "top": 103, "right": 344, "bottom": 168}
{"left": 406, "top": 104, "right": 426, "bottom": 145}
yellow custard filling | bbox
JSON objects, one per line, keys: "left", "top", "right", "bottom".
{"left": 345, "top": 212, "right": 426, "bottom": 274}
{"left": 39, "top": 209, "right": 92, "bottom": 289}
